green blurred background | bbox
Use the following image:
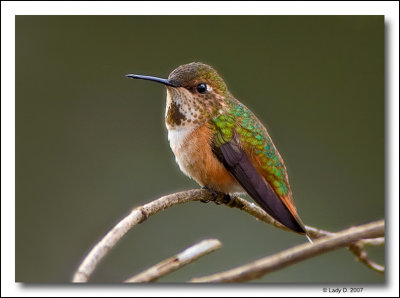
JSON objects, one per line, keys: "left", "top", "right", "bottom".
{"left": 16, "top": 16, "right": 384, "bottom": 283}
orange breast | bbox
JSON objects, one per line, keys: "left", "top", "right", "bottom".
{"left": 175, "top": 124, "right": 241, "bottom": 193}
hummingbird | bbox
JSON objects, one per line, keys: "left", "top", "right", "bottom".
{"left": 126, "top": 62, "right": 309, "bottom": 237}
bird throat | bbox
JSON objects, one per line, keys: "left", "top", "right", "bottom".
{"left": 166, "top": 100, "right": 186, "bottom": 127}
{"left": 165, "top": 88, "right": 207, "bottom": 130}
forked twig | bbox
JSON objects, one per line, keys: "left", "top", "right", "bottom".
{"left": 190, "top": 220, "right": 384, "bottom": 282}
{"left": 72, "top": 189, "right": 384, "bottom": 282}
{"left": 125, "top": 239, "right": 222, "bottom": 282}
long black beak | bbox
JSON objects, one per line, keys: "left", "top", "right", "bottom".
{"left": 125, "top": 74, "right": 180, "bottom": 87}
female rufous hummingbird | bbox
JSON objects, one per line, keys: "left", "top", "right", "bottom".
{"left": 126, "top": 62, "right": 309, "bottom": 237}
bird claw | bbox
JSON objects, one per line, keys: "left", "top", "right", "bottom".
{"left": 202, "top": 185, "right": 219, "bottom": 199}
{"left": 215, "top": 194, "right": 231, "bottom": 205}
{"left": 201, "top": 186, "right": 231, "bottom": 205}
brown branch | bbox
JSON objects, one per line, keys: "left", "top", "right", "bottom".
{"left": 124, "top": 239, "right": 222, "bottom": 282}
{"left": 72, "top": 189, "right": 384, "bottom": 282}
{"left": 348, "top": 238, "right": 385, "bottom": 273}
{"left": 212, "top": 195, "right": 384, "bottom": 273}
{"left": 72, "top": 189, "right": 213, "bottom": 282}
{"left": 190, "top": 220, "right": 384, "bottom": 283}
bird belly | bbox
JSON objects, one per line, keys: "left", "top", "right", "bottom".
{"left": 167, "top": 124, "right": 243, "bottom": 194}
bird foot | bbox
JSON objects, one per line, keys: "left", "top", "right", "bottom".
{"left": 201, "top": 186, "right": 231, "bottom": 205}
{"left": 200, "top": 185, "right": 217, "bottom": 203}
{"left": 215, "top": 194, "right": 232, "bottom": 205}
{"left": 202, "top": 185, "right": 218, "bottom": 199}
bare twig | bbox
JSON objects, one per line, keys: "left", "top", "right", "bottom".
{"left": 72, "top": 189, "right": 384, "bottom": 282}
{"left": 72, "top": 189, "right": 213, "bottom": 282}
{"left": 359, "top": 237, "right": 385, "bottom": 246}
{"left": 190, "top": 220, "right": 385, "bottom": 283}
{"left": 124, "top": 239, "right": 222, "bottom": 282}
{"left": 204, "top": 195, "right": 384, "bottom": 273}
{"left": 348, "top": 240, "right": 385, "bottom": 274}
{"left": 213, "top": 195, "right": 385, "bottom": 274}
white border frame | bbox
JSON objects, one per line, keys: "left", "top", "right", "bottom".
{"left": 2, "top": 1, "right": 398, "bottom": 297}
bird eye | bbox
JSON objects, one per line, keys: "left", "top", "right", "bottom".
{"left": 196, "top": 83, "right": 207, "bottom": 93}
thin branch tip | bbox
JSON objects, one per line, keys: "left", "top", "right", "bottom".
{"left": 125, "top": 238, "right": 222, "bottom": 283}
{"left": 72, "top": 189, "right": 384, "bottom": 283}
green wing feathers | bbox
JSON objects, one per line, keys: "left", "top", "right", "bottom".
{"left": 212, "top": 102, "right": 291, "bottom": 198}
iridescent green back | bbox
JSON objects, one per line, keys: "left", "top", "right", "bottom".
{"left": 212, "top": 99, "right": 290, "bottom": 197}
